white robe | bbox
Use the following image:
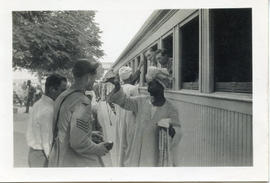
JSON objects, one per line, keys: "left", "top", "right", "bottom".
{"left": 109, "top": 88, "right": 181, "bottom": 167}
{"left": 114, "top": 84, "right": 139, "bottom": 166}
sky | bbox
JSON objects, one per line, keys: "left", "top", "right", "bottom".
{"left": 95, "top": 9, "right": 153, "bottom": 63}
{"left": 13, "top": 10, "right": 153, "bottom": 80}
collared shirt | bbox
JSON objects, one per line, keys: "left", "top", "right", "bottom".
{"left": 26, "top": 95, "right": 54, "bottom": 158}
{"left": 48, "top": 89, "right": 104, "bottom": 167}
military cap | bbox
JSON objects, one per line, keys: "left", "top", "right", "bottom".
{"left": 72, "top": 58, "right": 100, "bottom": 78}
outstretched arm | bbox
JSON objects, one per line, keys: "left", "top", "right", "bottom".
{"left": 130, "top": 59, "right": 145, "bottom": 85}
{"left": 107, "top": 77, "right": 139, "bottom": 113}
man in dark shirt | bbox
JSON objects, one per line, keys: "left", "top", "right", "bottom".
{"left": 25, "top": 80, "right": 36, "bottom": 113}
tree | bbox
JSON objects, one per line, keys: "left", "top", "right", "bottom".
{"left": 13, "top": 11, "right": 104, "bottom": 80}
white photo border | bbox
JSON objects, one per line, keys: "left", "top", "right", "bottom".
{"left": 0, "top": 0, "right": 268, "bottom": 181}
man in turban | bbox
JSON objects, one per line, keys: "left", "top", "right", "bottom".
{"left": 114, "top": 66, "right": 140, "bottom": 166}
{"left": 107, "top": 66, "right": 182, "bottom": 167}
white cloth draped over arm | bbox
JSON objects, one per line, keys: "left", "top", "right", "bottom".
{"left": 168, "top": 104, "right": 182, "bottom": 148}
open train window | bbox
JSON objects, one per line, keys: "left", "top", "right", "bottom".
{"left": 152, "top": 44, "right": 158, "bottom": 51}
{"left": 161, "top": 33, "right": 173, "bottom": 89}
{"left": 212, "top": 9, "right": 252, "bottom": 93}
{"left": 131, "top": 59, "right": 135, "bottom": 72}
{"left": 162, "top": 33, "right": 173, "bottom": 58}
{"left": 145, "top": 44, "right": 158, "bottom": 67}
{"left": 180, "top": 16, "right": 199, "bottom": 90}
{"left": 134, "top": 56, "right": 141, "bottom": 85}
{"left": 137, "top": 55, "right": 141, "bottom": 69}
{"left": 143, "top": 51, "right": 148, "bottom": 86}
{"left": 143, "top": 44, "right": 158, "bottom": 86}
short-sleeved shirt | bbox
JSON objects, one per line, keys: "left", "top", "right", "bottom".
{"left": 48, "top": 89, "right": 104, "bottom": 167}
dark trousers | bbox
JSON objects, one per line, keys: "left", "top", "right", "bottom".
{"left": 28, "top": 147, "right": 48, "bottom": 167}
{"left": 25, "top": 99, "right": 33, "bottom": 113}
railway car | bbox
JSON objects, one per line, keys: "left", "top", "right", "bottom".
{"left": 110, "top": 9, "right": 252, "bottom": 166}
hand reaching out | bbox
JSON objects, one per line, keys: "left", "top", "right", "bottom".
{"left": 107, "top": 76, "right": 120, "bottom": 92}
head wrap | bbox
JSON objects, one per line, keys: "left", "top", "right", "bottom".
{"left": 118, "top": 66, "right": 133, "bottom": 81}
{"left": 146, "top": 66, "right": 171, "bottom": 88}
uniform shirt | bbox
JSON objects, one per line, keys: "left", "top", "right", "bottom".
{"left": 26, "top": 95, "right": 54, "bottom": 158}
{"left": 48, "top": 89, "right": 104, "bottom": 167}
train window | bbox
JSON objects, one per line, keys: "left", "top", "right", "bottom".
{"left": 143, "top": 52, "right": 148, "bottom": 86}
{"left": 137, "top": 55, "right": 141, "bottom": 68}
{"left": 152, "top": 44, "right": 158, "bottom": 51}
{"left": 144, "top": 44, "right": 158, "bottom": 86}
{"left": 212, "top": 9, "right": 252, "bottom": 93}
{"left": 160, "top": 33, "right": 173, "bottom": 89}
{"left": 133, "top": 56, "right": 141, "bottom": 85}
{"left": 145, "top": 44, "right": 158, "bottom": 67}
{"left": 180, "top": 16, "right": 199, "bottom": 90}
{"left": 131, "top": 59, "right": 135, "bottom": 72}
{"left": 162, "top": 34, "right": 173, "bottom": 58}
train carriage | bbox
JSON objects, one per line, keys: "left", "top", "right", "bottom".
{"left": 110, "top": 9, "right": 252, "bottom": 166}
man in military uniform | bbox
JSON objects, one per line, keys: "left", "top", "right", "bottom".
{"left": 48, "top": 59, "right": 110, "bottom": 167}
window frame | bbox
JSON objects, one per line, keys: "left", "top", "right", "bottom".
{"left": 210, "top": 9, "right": 252, "bottom": 94}
{"left": 178, "top": 12, "right": 200, "bottom": 91}
{"left": 160, "top": 30, "right": 174, "bottom": 89}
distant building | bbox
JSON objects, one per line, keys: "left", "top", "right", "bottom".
{"left": 101, "top": 62, "right": 113, "bottom": 77}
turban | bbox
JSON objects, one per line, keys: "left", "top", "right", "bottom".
{"left": 119, "top": 66, "right": 133, "bottom": 81}
{"left": 146, "top": 66, "right": 171, "bottom": 88}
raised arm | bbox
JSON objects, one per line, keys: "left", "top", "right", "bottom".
{"left": 130, "top": 58, "right": 145, "bottom": 85}
{"left": 107, "top": 77, "right": 138, "bottom": 113}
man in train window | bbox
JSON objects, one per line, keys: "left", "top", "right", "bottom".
{"left": 155, "top": 49, "right": 173, "bottom": 76}
{"left": 145, "top": 48, "right": 157, "bottom": 67}
{"left": 48, "top": 59, "right": 110, "bottom": 167}
{"left": 107, "top": 66, "right": 182, "bottom": 167}
{"left": 125, "top": 59, "right": 144, "bottom": 85}
{"left": 155, "top": 49, "right": 173, "bottom": 88}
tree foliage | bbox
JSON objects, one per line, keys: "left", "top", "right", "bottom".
{"left": 13, "top": 11, "right": 104, "bottom": 79}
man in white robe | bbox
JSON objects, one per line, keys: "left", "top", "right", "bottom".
{"left": 108, "top": 67, "right": 182, "bottom": 167}
{"left": 114, "top": 66, "right": 140, "bottom": 166}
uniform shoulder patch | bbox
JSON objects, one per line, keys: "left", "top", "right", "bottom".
{"left": 76, "top": 119, "right": 89, "bottom": 133}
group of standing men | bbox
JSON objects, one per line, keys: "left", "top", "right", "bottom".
{"left": 26, "top": 47, "right": 182, "bottom": 167}
{"left": 26, "top": 59, "right": 111, "bottom": 167}
{"left": 110, "top": 48, "right": 182, "bottom": 167}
